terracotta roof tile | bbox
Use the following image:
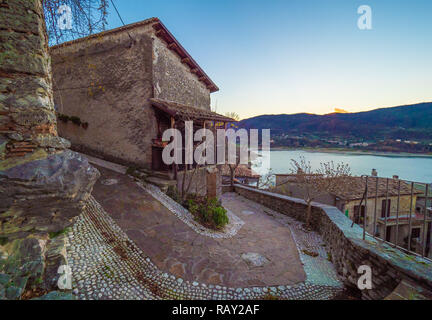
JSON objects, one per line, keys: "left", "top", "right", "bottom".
{"left": 221, "top": 164, "right": 260, "bottom": 178}
{"left": 334, "top": 176, "right": 423, "bottom": 200}
{"left": 150, "top": 98, "right": 234, "bottom": 122}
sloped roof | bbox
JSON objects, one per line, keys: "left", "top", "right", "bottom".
{"left": 50, "top": 17, "right": 218, "bottom": 92}
{"left": 150, "top": 98, "right": 234, "bottom": 122}
{"left": 336, "top": 176, "right": 424, "bottom": 200}
{"left": 275, "top": 174, "right": 424, "bottom": 200}
{"left": 221, "top": 164, "right": 260, "bottom": 178}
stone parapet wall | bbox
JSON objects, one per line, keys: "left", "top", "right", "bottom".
{"left": 234, "top": 184, "right": 432, "bottom": 300}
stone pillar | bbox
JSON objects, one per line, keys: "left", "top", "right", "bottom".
{"left": 0, "top": 0, "right": 68, "bottom": 152}
{"left": 0, "top": 0, "right": 99, "bottom": 240}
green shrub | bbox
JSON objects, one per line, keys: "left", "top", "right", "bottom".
{"left": 48, "top": 227, "right": 69, "bottom": 239}
{"left": 211, "top": 206, "right": 229, "bottom": 228}
{"left": 184, "top": 199, "right": 199, "bottom": 214}
{"left": 0, "top": 237, "right": 8, "bottom": 246}
{"left": 167, "top": 191, "right": 229, "bottom": 230}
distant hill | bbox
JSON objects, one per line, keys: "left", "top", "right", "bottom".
{"left": 238, "top": 102, "right": 432, "bottom": 140}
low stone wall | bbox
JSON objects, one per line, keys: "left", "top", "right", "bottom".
{"left": 234, "top": 184, "right": 432, "bottom": 300}
{"left": 221, "top": 184, "right": 234, "bottom": 194}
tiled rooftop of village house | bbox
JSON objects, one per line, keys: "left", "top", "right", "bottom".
{"left": 277, "top": 174, "right": 424, "bottom": 200}
{"left": 221, "top": 164, "right": 261, "bottom": 178}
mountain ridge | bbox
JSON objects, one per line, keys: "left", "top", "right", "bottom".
{"left": 238, "top": 102, "right": 432, "bottom": 140}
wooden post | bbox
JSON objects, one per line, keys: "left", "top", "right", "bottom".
{"left": 170, "top": 117, "right": 177, "bottom": 180}
{"left": 203, "top": 120, "right": 207, "bottom": 162}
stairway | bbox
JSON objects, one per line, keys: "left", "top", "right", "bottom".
{"left": 128, "top": 167, "right": 176, "bottom": 192}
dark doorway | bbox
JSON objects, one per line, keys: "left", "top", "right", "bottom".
{"left": 381, "top": 199, "right": 391, "bottom": 218}
{"left": 386, "top": 226, "right": 392, "bottom": 242}
{"left": 354, "top": 205, "right": 365, "bottom": 224}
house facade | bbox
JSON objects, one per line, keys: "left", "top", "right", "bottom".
{"left": 274, "top": 174, "right": 431, "bottom": 257}
{"left": 50, "top": 18, "right": 232, "bottom": 197}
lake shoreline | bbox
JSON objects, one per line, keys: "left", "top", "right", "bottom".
{"left": 270, "top": 147, "right": 432, "bottom": 158}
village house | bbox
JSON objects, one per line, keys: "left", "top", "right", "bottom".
{"left": 50, "top": 18, "right": 233, "bottom": 198}
{"left": 221, "top": 164, "right": 260, "bottom": 187}
{"left": 274, "top": 172, "right": 431, "bottom": 257}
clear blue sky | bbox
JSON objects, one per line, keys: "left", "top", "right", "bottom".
{"left": 106, "top": 0, "right": 432, "bottom": 119}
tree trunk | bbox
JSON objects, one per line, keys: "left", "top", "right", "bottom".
{"left": 0, "top": 0, "right": 99, "bottom": 240}
{"left": 306, "top": 202, "right": 312, "bottom": 229}
{"left": 229, "top": 166, "right": 234, "bottom": 186}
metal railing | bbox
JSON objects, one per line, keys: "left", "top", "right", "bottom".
{"left": 355, "top": 176, "right": 432, "bottom": 260}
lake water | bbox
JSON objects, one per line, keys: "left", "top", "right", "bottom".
{"left": 251, "top": 150, "right": 432, "bottom": 183}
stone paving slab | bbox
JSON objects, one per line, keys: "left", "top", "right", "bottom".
{"left": 65, "top": 166, "right": 344, "bottom": 300}
{"left": 66, "top": 195, "right": 342, "bottom": 300}
{"left": 90, "top": 166, "right": 306, "bottom": 287}
{"left": 221, "top": 193, "right": 343, "bottom": 290}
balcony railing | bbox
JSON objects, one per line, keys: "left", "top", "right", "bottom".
{"left": 357, "top": 176, "right": 431, "bottom": 260}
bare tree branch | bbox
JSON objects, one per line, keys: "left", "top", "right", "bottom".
{"left": 43, "top": 0, "right": 109, "bottom": 45}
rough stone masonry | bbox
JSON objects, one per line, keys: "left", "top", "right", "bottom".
{"left": 0, "top": 0, "right": 99, "bottom": 299}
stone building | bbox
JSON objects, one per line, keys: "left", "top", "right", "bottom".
{"left": 221, "top": 164, "right": 260, "bottom": 186}
{"left": 274, "top": 174, "right": 431, "bottom": 256}
{"left": 50, "top": 18, "right": 233, "bottom": 198}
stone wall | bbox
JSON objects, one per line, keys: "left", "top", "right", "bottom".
{"left": 176, "top": 166, "right": 222, "bottom": 199}
{"left": 152, "top": 37, "right": 211, "bottom": 109}
{"left": 0, "top": 0, "right": 99, "bottom": 300}
{"left": 51, "top": 21, "right": 214, "bottom": 169}
{"left": 234, "top": 184, "right": 432, "bottom": 300}
{"left": 51, "top": 24, "right": 157, "bottom": 169}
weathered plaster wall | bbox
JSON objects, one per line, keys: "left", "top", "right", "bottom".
{"left": 51, "top": 25, "right": 157, "bottom": 168}
{"left": 152, "top": 36, "right": 211, "bottom": 109}
{"left": 344, "top": 195, "right": 424, "bottom": 247}
{"left": 176, "top": 166, "right": 221, "bottom": 198}
{"left": 234, "top": 184, "right": 432, "bottom": 300}
{"left": 52, "top": 23, "right": 215, "bottom": 168}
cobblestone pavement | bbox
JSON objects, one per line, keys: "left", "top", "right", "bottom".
{"left": 90, "top": 166, "right": 306, "bottom": 288}
{"left": 66, "top": 196, "right": 343, "bottom": 300}
{"left": 65, "top": 167, "right": 344, "bottom": 300}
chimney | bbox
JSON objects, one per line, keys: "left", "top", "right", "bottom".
{"left": 371, "top": 169, "right": 377, "bottom": 177}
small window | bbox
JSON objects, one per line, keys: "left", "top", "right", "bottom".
{"left": 411, "top": 228, "right": 421, "bottom": 239}
{"left": 354, "top": 205, "right": 365, "bottom": 224}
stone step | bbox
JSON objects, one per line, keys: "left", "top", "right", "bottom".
{"left": 144, "top": 176, "right": 177, "bottom": 192}
{"left": 149, "top": 170, "right": 174, "bottom": 180}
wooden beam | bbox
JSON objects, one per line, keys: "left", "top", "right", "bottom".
{"left": 168, "top": 42, "right": 177, "bottom": 49}
{"left": 198, "top": 76, "right": 206, "bottom": 81}
{"left": 155, "top": 29, "right": 165, "bottom": 37}
{"left": 181, "top": 57, "right": 191, "bottom": 64}
{"left": 190, "top": 68, "right": 198, "bottom": 73}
